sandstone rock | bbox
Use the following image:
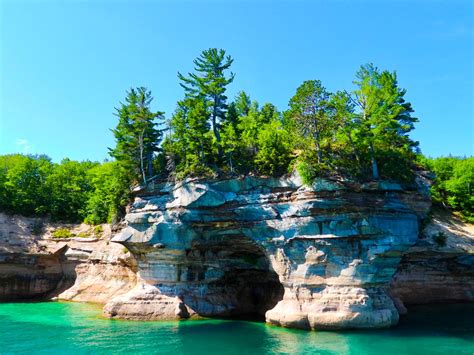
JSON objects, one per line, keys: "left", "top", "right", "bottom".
{"left": 391, "top": 210, "right": 474, "bottom": 306}
{"left": 104, "top": 175, "right": 430, "bottom": 329}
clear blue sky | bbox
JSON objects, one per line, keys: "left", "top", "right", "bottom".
{"left": 1, "top": 0, "right": 472, "bottom": 162}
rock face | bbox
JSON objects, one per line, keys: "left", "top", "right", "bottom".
{"left": 104, "top": 175, "right": 431, "bottom": 329}
{"left": 391, "top": 210, "right": 474, "bottom": 308}
{"left": 0, "top": 214, "right": 137, "bottom": 303}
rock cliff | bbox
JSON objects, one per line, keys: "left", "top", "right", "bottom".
{"left": 2, "top": 175, "right": 472, "bottom": 331}
{"left": 391, "top": 210, "right": 474, "bottom": 309}
{"left": 0, "top": 214, "right": 137, "bottom": 302}
{"left": 103, "top": 175, "right": 431, "bottom": 329}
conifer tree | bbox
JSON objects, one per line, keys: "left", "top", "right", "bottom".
{"left": 234, "top": 91, "right": 251, "bottom": 116}
{"left": 178, "top": 48, "right": 234, "bottom": 159}
{"left": 109, "top": 87, "right": 165, "bottom": 184}
{"left": 352, "top": 64, "right": 418, "bottom": 179}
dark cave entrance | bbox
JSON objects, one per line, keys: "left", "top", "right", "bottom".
{"left": 182, "top": 234, "right": 284, "bottom": 321}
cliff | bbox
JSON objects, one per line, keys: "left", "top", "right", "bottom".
{"left": 1, "top": 175, "right": 472, "bottom": 331}
{"left": 391, "top": 209, "right": 474, "bottom": 308}
{"left": 103, "top": 175, "right": 432, "bottom": 329}
{"left": 0, "top": 214, "right": 137, "bottom": 302}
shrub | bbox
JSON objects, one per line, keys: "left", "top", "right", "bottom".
{"left": 76, "top": 232, "right": 90, "bottom": 238}
{"left": 52, "top": 228, "right": 75, "bottom": 239}
{"left": 93, "top": 225, "right": 103, "bottom": 237}
{"left": 433, "top": 231, "right": 447, "bottom": 247}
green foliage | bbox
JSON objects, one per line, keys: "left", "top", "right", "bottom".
{"left": 0, "top": 154, "right": 53, "bottom": 215}
{"left": 2, "top": 51, "right": 430, "bottom": 224}
{"left": 426, "top": 156, "right": 474, "bottom": 222}
{"left": 254, "top": 120, "right": 293, "bottom": 176}
{"left": 351, "top": 63, "right": 418, "bottom": 180}
{"left": 433, "top": 231, "right": 447, "bottom": 247}
{"left": 52, "top": 228, "right": 74, "bottom": 239}
{"left": 48, "top": 158, "right": 94, "bottom": 222}
{"left": 0, "top": 154, "right": 129, "bottom": 224}
{"left": 167, "top": 98, "right": 215, "bottom": 179}
{"left": 178, "top": 48, "right": 234, "bottom": 159}
{"left": 110, "top": 87, "right": 165, "bottom": 185}
{"left": 287, "top": 80, "right": 332, "bottom": 164}
{"left": 84, "top": 161, "right": 129, "bottom": 225}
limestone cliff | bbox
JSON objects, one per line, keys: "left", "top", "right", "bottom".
{"left": 103, "top": 175, "right": 432, "bottom": 329}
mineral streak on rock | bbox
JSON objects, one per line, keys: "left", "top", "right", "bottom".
{"left": 103, "top": 175, "right": 431, "bottom": 329}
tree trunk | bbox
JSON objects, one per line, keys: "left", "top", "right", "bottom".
{"left": 314, "top": 131, "right": 322, "bottom": 164}
{"left": 147, "top": 152, "right": 153, "bottom": 179}
{"left": 139, "top": 129, "right": 146, "bottom": 185}
{"left": 369, "top": 142, "right": 379, "bottom": 180}
{"left": 212, "top": 95, "right": 223, "bottom": 160}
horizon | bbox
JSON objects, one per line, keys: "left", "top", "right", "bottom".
{"left": 1, "top": 0, "right": 473, "bottom": 162}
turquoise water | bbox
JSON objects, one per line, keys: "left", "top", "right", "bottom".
{"left": 0, "top": 302, "right": 472, "bottom": 354}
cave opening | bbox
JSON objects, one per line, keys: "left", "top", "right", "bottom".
{"left": 183, "top": 235, "right": 284, "bottom": 321}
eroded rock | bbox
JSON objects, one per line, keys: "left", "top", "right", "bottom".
{"left": 104, "top": 175, "right": 431, "bottom": 329}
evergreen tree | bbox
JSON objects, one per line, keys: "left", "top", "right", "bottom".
{"left": 330, "top": 91, "right": 361, "bottom": 168}
{"left": 255, "top": 120, "right": 293, "bottom": 176}
{"left": 178, "top": 48, "right": 234, "bottom": 159}
{"left": 258, "top": 103, "right": 280, "bottom": 125}
{"left": 352, "top": 63, "right": 418, "bottom": 180}
{"left": 224, "top": 102, "right": 239, "bottom": 132}
{"left": 234, "top": 91, "right": 251, "bottom": 116}
{"left": 288, "top": 80, "right": 333, "bottom": 164}
{"left": 109, "top": 87, "right": 165, "bottom": 184}
{"left": 167, "top": 98, "right": 214, "bottom": 178}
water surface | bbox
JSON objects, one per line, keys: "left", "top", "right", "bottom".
{"left": 0, "top": 302, "right": 472, "bottom": 354}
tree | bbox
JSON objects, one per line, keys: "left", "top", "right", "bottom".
{"left": 330, "top": 91, "right": 360, "bottom": 167}
{"left": 178, "top": 48, "right": 235, "bottom": 159}
{"left": 258, "top": 103, "right": 280, "bottom": 125}
{"left": 84, "top": 161, "right": 129, "bottom": 224}
{"left": 109, "top": 87, "right": 165, "bottom": 184}
{"left": 234, "top": 91, "right": 251, "bottom": 116}
{"left": 288, "top": 80, "right": 333, "bottom": 164}
{"left": 255, "top": 120, "right": 293, "bottom": 176}
{"left": 352, "top": 63, "right": 418, "bottom": 180}
{"left": 48, "top": 159, "right": 94, "bottom": 222}
{"left": 166, "top": 98, "right": 214, "bottom": 179}
{"left": 0, "top": 154, "right": 53, "bottom": 216}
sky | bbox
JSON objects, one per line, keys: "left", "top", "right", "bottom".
{"left": 0, "top": 0, "right": 473, "bottom": 162}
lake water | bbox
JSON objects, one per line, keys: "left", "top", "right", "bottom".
{"left": 0, "top": 302, "right": 472, "bottom": 354}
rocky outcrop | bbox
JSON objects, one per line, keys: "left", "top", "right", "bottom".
{"left": 0, "top": 214, "right": 138, "bottom": 303}
{"left": 3, "top": 176, "right": 471, "bottom": 331}
{"left": 104, "top": 175, "right": 431, "bottom": 329}
{"left": 391, "top": 210, "right": 474, "bottom": 308}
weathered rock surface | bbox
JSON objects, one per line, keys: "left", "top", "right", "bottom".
{"left": 104, "top": 175, "right": 431, "bottom": 329}
{"left": 0, "top": 214, "right": 137, "bottom": 302}
{"left": 391, "top": 210, "right": 474, "bottom": 308}
{"left": 2, "top": 175, "right": 472, "bottom": 331}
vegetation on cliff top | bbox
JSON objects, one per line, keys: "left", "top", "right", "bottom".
{"left": 0, "top": 48, "right": 471, "bottom": 224}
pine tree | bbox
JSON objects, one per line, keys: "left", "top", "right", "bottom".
{"left": 109, "top": 87, "right": 165, "bottom": 184}
{"left": 352, "top": 64, "right": 418, "bottom": 180}
{"left": 234, "top": 91, "right": 251, "bottom": 116}
{"left": 178, "top": 48, "right": 234, "bottom": 160}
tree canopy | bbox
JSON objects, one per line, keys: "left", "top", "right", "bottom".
{"left": 5, "top": 49, "right": 463, "bottom": 226}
